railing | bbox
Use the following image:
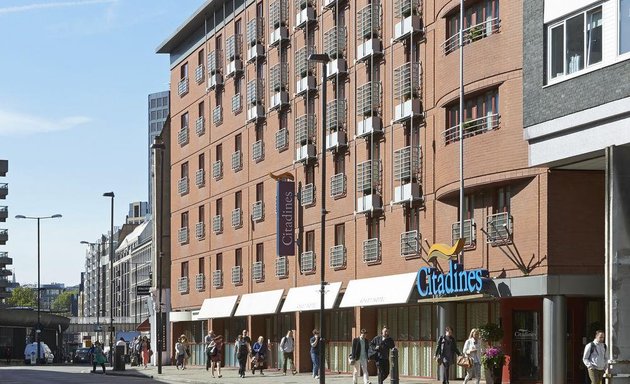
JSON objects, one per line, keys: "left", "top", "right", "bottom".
{"left": 231, "top": 266, "right": 242, "bottom": 285}
{"left": 213, "top": 106, "right": 223, "bottom": 126}
{"left": 295, "top": 114, "right": 316, "bottom": 145}
{"left": 270, "top": 63, "right": 289, "bottom": 91}
{"left": 357, "top": 3, "right": 381, "bottom": 39}
{"left": 212, "top": 160, "right": 222, "bottom": 180}
{"left": 178, "top": 227, "right": 189, "bottom": 244}
{"left": 275, "top": 256, "right": 288, "bottom": 278}
{"left": 295, "top": 46, "right": 316, "bottom": 78}
{"left": 443, "top": 113, "right": 500, "bottom": 144}
{"left": 394, "top": 0, "right": 422, "bottom": 19}
{"left": 177, "top": 126, "right": 189, "bottom": 146}
{"left": 486, "top": 212, "right": 512, "bottom": 244}
{"left": 231, "top": 150, "right": 242, "bottom": 171}
{"left": 195, "top": 169, "right": 205, "bottom": 187}
{"left": 442, "top": 17, "right": 501, "bottom": 54}
{"left": 356, "top": 160, "right": 381, "bottom": 192}
{"left": 252, "top": 261, "right": 264, "bottom": 282}
{"left": 269, "top": 0, "right": 289, "bottom": 29}
{"left": 452, "top": 219, "right": 476, "bottom": 247}
{"left": 177, "top": 176, "right": 189, "bottom": 195}
{"left": 247, "top": 18, "right": 264, "bottom": 45}
{"left": 195, "top": 116, "right": 205, "bottom": 136}
{"left": 195, "top": 222, "right": 205, "bottom": 240}
{"left": 329, "top": 245, "right": 346, "bottom": 269}
{"left": 357, "top": 82, "right": 382, "bottom": 116}
{"left": 394, "top": 146, "right": 421, "bottom": 182}
{"left": 177, "top": 276, "right": 189, "bottom": 293}
{"left": 195, "top": 64, "right": 204, "bottom": 84}
{"left": 195, "top": 273, "right": 205, "bottom": 291}
{"left": 394, "top": 62, "right": 421, "bottom": 101}
{"left": 178, "top": 77, "right": 189, "bottom": 97}
{"left": 252, "top": 140, "right": 264, "bottom": 163}
{"left": 212, "top": 270, "right": 222, "bottom": 288}
{"left": 275, "top": 128, "right": 289, "bottom": 150}
{"left": 301, "top": 183, "right": 315, "bottom": 206}
{"left": 207, "top": 49, "right": 221, "bottom": 74}
{"left": 212, "top": 215, "right": 223, "bottom": 234}
{"left": 232, "top": 93, "right": 242, "bottom": 114}
{"left": 251, "top": 200, "right": 264, "bottom": 222}
{"left": 400, "top": 230, "right": 419, "bottom": 257}
{"left": 324, "top": 26, "right": 347, "bottom": 59}
{"left": 247, "top": 78, "right": 264, "bottom": 106}
{"left": 326, "top": 99, "right": 346, "bottom": 131}
{"left": 231, "top": 208, "right": 242, "bottom": 229}
{"left": 330, "top": 173, "right": 346, "bottom": 198}
{"left": 301, "top": 251, "right": 315, "bottom": 273}
{"left": 226, "top": 34, "right": 242, "bottom": 61}
{"left": 363, "top": 238, "right": 381, "bottom": 264}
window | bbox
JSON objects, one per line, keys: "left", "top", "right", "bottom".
{"left": 463, "top": 193, "right": 475, "bottom": 220}
{"left": 216, "top": 144, "right": 223, "bottom": 162}
{"left": 256, "top": 243, "right": 264, "bottom": 262}
{"left": 235, "top": 191, "right": 242, "bottom": 210}
{"left": 445, "top": 0, "right": 499, "bottom": 54}
{"left": 181, "top": 261, "right": 189, "bottom": 278}
{"left": 255, "top": 124, "right": 264, "bottom": 142}
{"left": 181, "top": 62, "right": 188, "bottom": 79}
{"left": 198, "top": 101, "right": 205, "bottom": 118}
{"left": 548, "top": 6, "right": 602, "bottom": 81}
{"left": 199, "top": 153, "right": 205, "bottom": 170}
{"left": 405, "top": 206, "right": 419, "bottom": 232}
{"left": 235, "top": 248, "right": 242, "bottom": 267}
{"left": 181, "top": 162, "right": 189, "bottom": 179}
{"left": 199, "top": 205, "right": 205, "bottom": 223}
{"left": 235, "top": 134, "right": 242, "bottom": 152}
{"left": 181, "top": 212, "right": 189, "bottom": 229}
{"left": 305, "top": 164, "right": 315, "bottom": 185}
{"left": 306, "top": 230, "right": 315, "bottom": 252}
{"left": 445, "top": 88, "right": 499, "bottom": 144}
{"left": 199, "top": 257, "right": 205, "bottom": 274}
{"left": 216, "top": 198, "right": 223, "bottom": 216}
{"left": 216, "top": 253, "right": 223, "bottom": 270}
{"left": 198, "top": 49, "right": 204, "bottom": 66}
{"left": 334, "top": 224, "right": 345, "bottom": 246}
{"left": 622, "top": 0, "right": 630, "bottom": 54}
{"left": 256, "top": 182, "right": 264, "bottom": 201}
{"left": 368, "top": 216, "right": 379, "bottom": 239}
{"left": 334, "top": 152, "right": 345, "bottom": 174}
{"left": 494, "top": 186, "right": 510, "bottom": 214}
{"left": 181, "top": 112, "right": 189, "bottom": 128}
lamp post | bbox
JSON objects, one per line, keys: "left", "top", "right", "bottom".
{"left": 15, "top": 213, "right": 62, "bottom": 364}
{"left": 151, "top": 137, "right": 165, "bottom": 374}
{"left": 103, "top": 191, "right": 115, "bottom": 365}
{"left": 308, "top": 52, "right": 330, "bottom": 384}
{"left": 81, "top": 239, "right": 102, "bottom": 342}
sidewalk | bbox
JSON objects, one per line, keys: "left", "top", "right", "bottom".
{"left": 108, "top": 364, "right": 479, "bottom": 384}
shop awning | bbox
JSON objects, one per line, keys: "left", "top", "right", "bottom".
{"left": 339, "top": 272, "right": 418, "bottom": 308}
{"left": 197, "top": 295, "right": 239, "bottom": 319}
{"left": 234, "top": 289, "right": 284, "bottom": 317}
{"left": 169, "top": 311, "right": 192, "bottom": 322}
{"left": 136, "top": 318, "right": 150, "bottom": 331}
{"left": 281, "top": 282, "right": 342, "bottom": 312}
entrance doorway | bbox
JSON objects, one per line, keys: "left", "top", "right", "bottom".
{"left": 512, "top": 310, "right": 541, "bottom": 381}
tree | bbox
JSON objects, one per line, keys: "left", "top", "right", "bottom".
{"left": 51, "top": 290, "right": 77, "bottom": 315}
{"left": 7, "top": 286, "right": 37, "bottom": 307}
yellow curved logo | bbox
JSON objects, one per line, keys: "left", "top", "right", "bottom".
{"left": 427, "top": 239, "right": 464, "bottom": 262}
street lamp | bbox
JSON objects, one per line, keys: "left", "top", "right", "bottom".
{"left": 308, "top": 52, "right": 330, "bottom": 384}
{"left": 80, "top": 240, "right": 102, "bottom": 342}
{"left": 102, "top": 191, "right": 114, "bottom": 365}
{"left": 151, "top": 137, "right": 166, "bottom": 374}
{"left": 15, "top": 213, "right": 62, "bottom": 364}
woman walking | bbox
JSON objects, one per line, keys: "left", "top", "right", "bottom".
{"left": 434, "top": 326, "right": 460, "bottom": 384}
{"left": 140, "top": 336, "right": 151, "bottom": 369}
{"left": 462, "top": 328, "right": 482, "bottom": 384}
{"left": 251, "top": 336, "right": 267, "bottom": 375}
{"left": 209, "top": 335, "right": 224, "bottom": 378}
{"left": 175, "top": 336, "right": 186, "bottom": 370}
{"left": 235, "top": 334, "right": 250, "bottom": 378}
{"left": 91, "top": 341, "right": 107, "bottom": 374}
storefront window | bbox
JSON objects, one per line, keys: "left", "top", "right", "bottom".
{"left": 512, "top": 310, "right": 541, "bottom": 380}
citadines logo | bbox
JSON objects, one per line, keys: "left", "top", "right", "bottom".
{"left": 417, "top": 240, "right": 488, "bottom": 298}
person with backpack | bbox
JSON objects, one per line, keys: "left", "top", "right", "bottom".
{"left": 209, "top": 335, "right": 224, "bottom": 378}
{"left": 370, "top": 326, "right": 395, "bottom": 384}
{"left": 434, "top": 326, "right": 461, "bottom": 384}
{"left": 583, "top": 330, "right": 607, "bottom": 384}
{"left": 175, "top": 336, "right": 186, "bottom": 370}
{"left": 205, "top": 330, "right": 215, "bottom": 371}
{"left": 235, "top": 334, "right": 250, "bottom": 378}
{"left": 280, "top": 330, "right": 297, "bottom": 375}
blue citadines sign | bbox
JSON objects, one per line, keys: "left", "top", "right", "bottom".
{"left": 417, "top": 260, "right": 488, "bottom": 297}
{"left": 276, "top": 180, "right": 295, "bottom": 256}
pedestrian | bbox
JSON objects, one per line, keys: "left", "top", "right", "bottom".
{"left": 180, "top": 334, "right": 190, "bottom": 369}
{"left": 583, "top": 330, "right": 607, "bottom": 384}
{"left": 310, "top": 329, "right": 321, "bottom": 379}
{"left": 210, "top": 335, "right": 224, "bottom": 378}
{"left": 252, "top": 336, "right": 267, "bottom": 375}
{"left": 90, "top": 341, "right": 107, "bottom": 374}
{"left": 175, "top": 336, "right": 186, "bottom": 370}
{"left": 435, "top": 326, "right": 460, "bottom": 384}
{"left": 462, "top": 328, "right": 481, "bottom": 384}
{"left": 205, "top": 330, "right": 215, "bottom": 371}
{"left": 280, "top": 330, "right": 297, "bottom": 375}
{"left": 235, "top": 334, "right": 250, "bottom": 378}
{"left": 5, "top": 346, "right": 11, "bottom": 365}
{"left": 241, "top": 330, "right": 251, "bottom": 372}
{"left": 141, "top": 336, "right": 152, "bottom": 369}
{"left": 370, "top": 326, "right": 395, "bottom": 384}
{"left": 350, "top": 328, "right": 370, "bottom": 384}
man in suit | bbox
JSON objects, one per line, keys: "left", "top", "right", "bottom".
{"left": 351, "top": 329, "right": 370, "bottom": 384}
{"left": 370, "top": 326, "right": 395, "bottom": 384}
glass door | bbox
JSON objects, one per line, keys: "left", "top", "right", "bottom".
{"left": 512, "top": 310, "right": 541, "bottom": 381}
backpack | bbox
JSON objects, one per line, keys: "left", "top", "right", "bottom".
{"left": 589, "top": 342, "right": 607, "bottom": 358}
{"left": 210, "top": 345, "right": 217, "bottom": 356}
{"left": 280, "top": 337, "right": 286, "bottom": 350}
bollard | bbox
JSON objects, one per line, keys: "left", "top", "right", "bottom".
{"left": 390, "top": 347, "right": 399, "bottom": 384}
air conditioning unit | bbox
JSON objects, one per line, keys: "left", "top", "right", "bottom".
{"left": 356, "top": 38, "right": 382, "bottom": 62}
{"left": 326, "top": 58, "right": 347, "bottom": 78}
{"left": 394, "top": 15, "right": 422, "bottom": 41}
{"left": 296, "top": 75, "right": 316, "bottom": 96}
{"left": 208, "top": 73, "right": 224, "bottom": 90}
{"left": 269, "top": 26, "right": 289, "bottom": 46}
{"left": 356, "top": 116, "right": 382, "bottom": 138}
{"left": 326, "top": 131, "right": 347, "bottom": 150}
{"left": 226, "top": 59, "right": 243, "bottom": 77}
{"left": 247, "top": 44, "right": 265, "bottom": 62}
{"left": 247, "top": 105, "right": 265, "bottom": 122}
{"left": 394, "top": 99, "right": 422, "bottom": 123}
{"left": 393, "top": 182, "right": 421, "bottom": 204}
{"left": 356, "top": 194, "right": 382, "bottom": 214}
{"left": 295, "top": 6, "right": 316, "bottom": 29}
{"left": 270, "top": 91, "right": 289, "bottom": 110}
{"left": 295, "top": 144, "right": 316, "bottom": 162}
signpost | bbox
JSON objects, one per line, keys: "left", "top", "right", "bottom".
{"left": 136, "top": 285, "right": 151, "bottom": 296}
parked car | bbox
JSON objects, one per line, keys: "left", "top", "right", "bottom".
{"left": 23, "top": 342, "right": 54, "bottom": 364}
{"left": 73, "top": 348, "right": 91, "bottom": 364}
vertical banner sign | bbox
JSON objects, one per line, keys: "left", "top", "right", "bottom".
{"left": 277, "top": 180, "right": 295, "bottom": 255}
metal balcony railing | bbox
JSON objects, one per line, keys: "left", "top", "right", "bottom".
{"left": 363, "top": 238, "right": 381, "bottom": 264}
{"left": 212, "top": 160, "right": 223, "bottom": 180}
{"left": 357, "top": 82, "right": 382, "bottom": 116}
{"left": 357, "top": 2, "right": 381, "bottom": 40}
{"left": 295, "top": 114, "right": 316, "bottom": 145}
{"left": 394, "top": 62, "right": 421, "bottom": 101}
{"left": 330, "top": 173, "right": 346, "bottom": 198}
{"left": 295, "top": 46, "right": 316, "bottom": 78}
{"left": 247, "top": 18, "right": 264, "bottom": 46}
{"left": 247, "top": 78, "right": 264, "bottom": 106}
{"left": 452, "top": 219, "right": 476, "bottom": 247}
{"left": 177, "top": 276, "right": 189, "bottom": 293}
{"left": 301, "top": 251, "right": 315, "bottom": 274}
{"left": 177, "top": 176, "right": 189, "bottom": 195}
{"left": 270, "top": 63, "right": 289, "bottom": 91}
{"left": 400, "top": 230, "right": 419, "bottom": 257}
{"left": 212, "top": 270, "right": 222, "bottom": 287}
{"left": 178, "top": 227, "right": 189, "bottom": 244}
{"left": 231, "top": 150, "right": 242, "bottom": 171}
{"left": 251, "top": 201, "right": 264, "bottom": 222}
{"left": 212, "top": 215, "right": 223, "bottom": 234}
{"left": 231, "top": 208, "right": 242, "bottom": 229}
{"left": 275, "top": 128, "right": 289, "bottom": 150}
{"left": 195, "top": 116, "right": 205, "bottom": 136}
{"left": 207, "top": 49, "right": 221, "bottom": 74}
{"left": 226, "top": 34, "right": 242, "bottom": 62}
{"left": 324, "top": 26, "right": 347, "bottom": 59}
{"left": 177, "top": 126, "right": 189, "bottom": 146}
{"left": 252, "top": 261, "right": 264, "bottom": 282}
{"left": 232, "top": 94, "right": 242, "bottom": 114}
{"left": 442, "top": 17, "right": 501, "bottom": 54}
{"left": 178, "top": 77, "right": 189, "bottom": 97}
{"left": 252, "top": 140, "right": 264, "bottom": 163}
{"left": 195, "top": 64, "right": 204, "bottom": 84}
{"left": 326, "top": 99, "right": 346, "bottom": 131}
{"left": 486, "top": 212, "right": 512, "bottom": 245}
{"left": 213, "top": 106, "right": 223, "bottom": 126}
{"left": 275, "top": 256, "right": 288, "bottom": 278}
{"left": 269, "top": 0, "right": 289, "bottom": 29}
{"left": 195, "top": 169, "right": 205, "bottom": 187}
{"left": 329, "top": 245, "right": 346, "bottom": 269}
{"left": 195, "top": 273, "right": 205, "bottom": 291}
{"left": 356, "top": 160, "right": 381, "bottom": 193}
{"left": 231, "top": 266, "right": 242, "bottom": 285}
{"left": 443, "top": 113, "right": 500, "bottom": 144}
{"left": 195, "top": 222, "right": 205, "bottom": 240}
{"left": 301, "top": 183, "right": 315, "bottom": 206}
{"left": 394, "top": 146, "right": 421, "bottom": 182}
{"left": 394, "top": 0, "right": 422, "bottom": 19}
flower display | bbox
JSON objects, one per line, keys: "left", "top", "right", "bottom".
{"left": 482, "top": 345, "right": 505, "bottom": 369}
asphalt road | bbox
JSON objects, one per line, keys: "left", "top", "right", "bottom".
{"left": 0, "top": 366, "right": 151, "bottom": 383}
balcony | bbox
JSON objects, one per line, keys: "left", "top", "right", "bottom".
{"left": 0, "top": 229, "right": 7, "bottom": 245}
{"left": 231, "top": 150, "right": 242, "bottom": 172}
{"left": 0, "top": 184, "right": 6, "bottom": 199}
{"left": 212, "top": 106, "right": 223, "bottom": 126}
{"left": 177, "top": 77, "right": 189, "bottom": 97}
{"left": 177, "top": 176, "right": 189, "bottom": 195}
{"left": 400, "top": 230, "right": 420, "bottom": 257}
{"left": 231, "top": 266, "right": 242, "bottom": 285}
{"left": 247, "top": 18, "right": 265, "bottom": 63}
{"left": 269, "top": 63, "right": 289, "bottom": 110}
{"left": 356, "top": 3, "right": 382, "bottom": 62}
{"left": 362, "top": 238, "right": 381, "bottom": 264}
{"left": 251, "top": 201, "right": 264, "bottom": 222}
{"left": 270, "top": 90, "right": 289, "bottom": 111}
{"left": 486, "top": 212, "right": 512, "bottom": 245}
{"left": 195, "top": 64, "right": 205, "bottom": 84}
{"left": 207, "top": 49, "right": 222, "bottom": 89}
{"left": 209, "top": 73, "right": 224, "bottom": 90}
{"left": 326, "top": 131, "right": 347, "bottom": 151}
{"left": 393, "top": 0, "right": 423, "bottom": 42}
{"left": 393, "top": 62, "right": 422, "bottom": 123}
{"left": 252, "top": 140, "right": 265, "bottom": 163}
{"left": 0, "top": 206, "right": 7, "bottom": 222}
{"left": 300, "top": 251, "right": 315, "bottom": 274}
{"left": 329, "top": 245, "right": 346, "bottom": 269}
{"left": 195, "top": 222, "right": 205, "bottom": 240}
{"left": 326, "top": 100, "right": 347, "bottom": 150}
{"left": 195, "top": 169, "right": 205, "bottom": 188}
{"left": 247, "top": 79, "right": 265, "bottom": 122}
{"left": 269, "top": 0, "right": 289, "bottom": 47}
{"left": 357, "top": 194, "right": 382, "bottom": 214}
{"left": 231, "top": 208, "right": 242, "bottom": 229}
{"left": 356, "top": 82, "right": 382, "bottom": 137}
{"left": 294, "top": 0, "right": 316, "bottom": 29}
{"left": 295, "top": 46, "right": 316, "bottom": 96}
{"left": 212, "top": 215, "right": 223, "bottom": 234}
{"left": 301, "top": 183, "right": 315, "bottom": 206}
{"left": 295, "top": 144, "right": 316, "bottom": 163}
{"left": 452, "top": 219, "right": 476, "bottom": 248}
{"left": 296, "top": 75, "right": 316, "bottom": 96}
{"left": 212, "top": 160, "right": 223, "bottom": 180}
{"left": 393, "top": 146, "right": 422, "bottom": 204}
{"left": 232, "top": 93, "right": 243, "bottom": 114}
{"left": 177, "top": 276, "right": 189, "bottom": 294}
{"left": 252, "top": 261, "right": 264, "bottom": 282}
{"left": 326, "top": 58, "right": 347, "bottom": 79}
{"left": 270, "top": 26, "right": 289, "bottom": 47}
{"left": 177, "top": 227, "right": 189, "bottom": 244}
{"left": 442, "top": 17, "right": 501, "bottom": 55}
{"left": 276, "top": 256, "right": 289, "bottom": 278}
{"left": 357, "top": 38, "right": 382, "bottom": 62}
{"left": 295, "top": 114, "right": 316, "bottom": 145}
{"left": 330, "top": 173, "right": 346, "bottom": 198}
{"left": 0, "top": 252, "right": 11, "bottom": 265}
{"left": 356, "top": 159, "right": 381, "bottom": 193}
{"left": 195, "top": 273, "right": 205, "bottom": 291}
{"left": 195, "top": 116, "right": 205, "bottom": 136}
{"left": 443, "top": 113, "right": 500, "bottom": 144}
{"left": 324, "top": 25, "right": 346, "bottom": 60}
{"left": 212, "top": 270, "right": 223, "bottom": 288}
{"left": 177, "top": 125, "right": 189, "bottom": 146}
{"left": 275, "top": 128, "right": 289, "bottom": 151}
{"left": 226, "top": 34, "right": 243, "bottom": 78}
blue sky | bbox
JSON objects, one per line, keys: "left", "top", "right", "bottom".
{"left": 0, "top": 0, "right": 202, "bottom": 286}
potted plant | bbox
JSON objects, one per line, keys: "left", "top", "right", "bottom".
{"left": 479, "top": 323, "right": 505, "bottom": 384}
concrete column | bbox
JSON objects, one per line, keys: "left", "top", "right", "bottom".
{"left": 543, "top": 295, "right": 566, "bottom": 384}
{"left": 437, "top": 303, "right": 455, "bottom": 336}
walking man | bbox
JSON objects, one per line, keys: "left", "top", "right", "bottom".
{"left": 434, "top": 326, "right": 460, "bottom": 384}
{"left": 351, "top": 329, "right": 370, "bottom": 384}
{"left": 370, "top": 326, "right": 395, "bottom": 384}
{"left": 280, "top": 330, "right": 297, "bottom": 375}
{"left": 583, "top": 330, "right": 607, "bottom": 384}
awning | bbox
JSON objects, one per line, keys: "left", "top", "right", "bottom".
{"left": 281, "top": 282, "right": 342, "bottom": 312}
{"left": 339, "top": 272, "right": 418, "bottom": 308}
{"left": 197, "top": 295, "right": 239, "bottom": 319}
{"left": 116, "top": 331, "right": 140, "bottom": 342}
{"left": 136, "top": 318, "right": 150, "bottom": 332}
{"left": 169, "top": 311, "right": 192, "bottom": 322}
{"left": 234, "top": 289, "right": 284, "bottom": 317}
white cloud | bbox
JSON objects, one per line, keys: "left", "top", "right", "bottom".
{"left": 0, "top": 0, "right": 118, "bottom": 15}
{"left": 0, "top": 109, "right": 92, "bottom": 136}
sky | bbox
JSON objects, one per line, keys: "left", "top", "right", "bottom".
{"left": 0, "top": 0, "right": 203, "bottom": 286}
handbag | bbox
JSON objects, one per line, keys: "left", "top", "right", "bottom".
{"left": 456, "top": 355, "right": 472, "bottom": 368}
